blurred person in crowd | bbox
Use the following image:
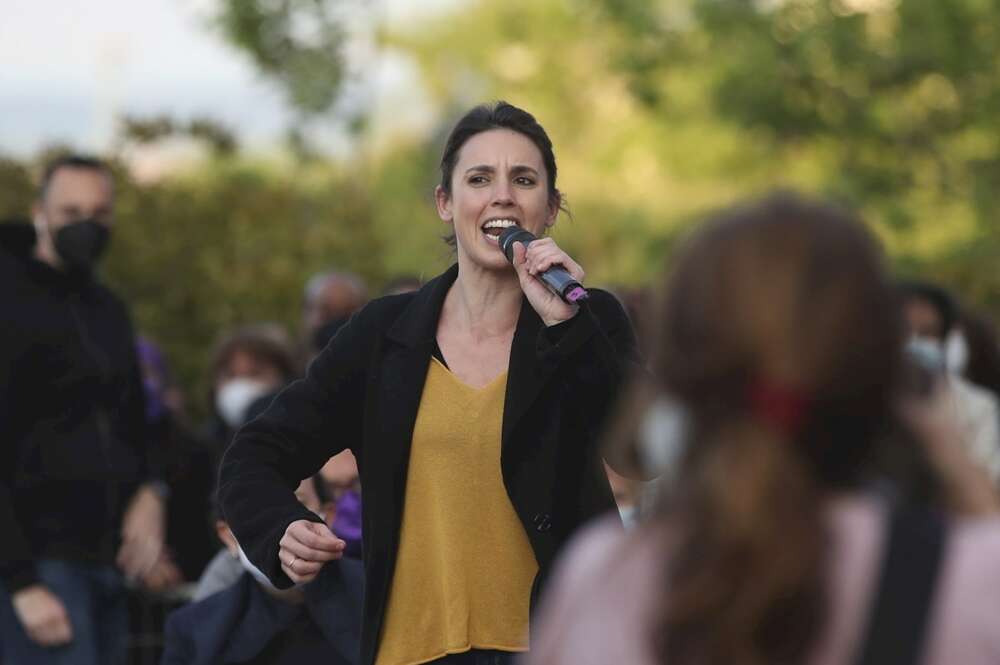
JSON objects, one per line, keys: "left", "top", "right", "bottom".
{"left": 301, "top": 270, "right": 368, "bottom": 362}
{"left": 136, "top": 337, "right": 216, "bottom": 592}
{"left": 193, "top": 379, "right": 289, "bottom": 604}
{"left": 901, "top": 281, "right": 1000, "bottom": 481}
{"left": 201, "top": 323, "right": 297, "bottom": 461}
{"left": 163, "top": 475, "right": 363, "bottom": 665}
{"left": 194, "top": 455, "right": 362, "bottom": 602}
{"left": 194, "top": 475, "right": 335, "bottom": 601}
{"left": 195, "top": 372, "right": 367, "bottom": 601}
{"left": 527, "top": 193, "right": 1000, "bottom": 665}
{"left": 948, "top": 309, "right": 1000, "bottom": 400}
{"left": 219, "top": 101, "right": 640, "bottom": 665}
{"left": 609, "top": 285, "right": 650, "bottom": 354}
{"left": 381, "top": 275, "right": 423, "bottom": 297}
{"left": 303, "top": 270, "right": 368, "bottom": 336}
{"left": 0, "top": 155, "right": 166, "bottom": 664}
{"left": 320, "top": 450, "right": 363, "bottom": 560}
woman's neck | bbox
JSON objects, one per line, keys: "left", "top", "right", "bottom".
{"left": 444, "top": 258, "right": 523, "bottom": 339}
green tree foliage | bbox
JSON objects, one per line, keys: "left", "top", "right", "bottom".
{"left": 213, "top": 0, "right": 350, "bottom": 116}
{"left": 379, "top": 0, "right": 998, "bottom": 312}
{"left": 377, "top": 0, "right": 838, "bottom": 288}
{"left": 0, "top": 158, "right": 33, "bottom": 220}
{"left": 596, "top": 0, "right": 1000, "bottom": 306}
{"left": 107, "top": 158, "right": 379, "bottom": 410}
{"left": 117, "top": 115, "right": 239, "bottom": 156}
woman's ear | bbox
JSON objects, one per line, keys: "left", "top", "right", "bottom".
{"left": 435, "top": 185, "right": 453, "bottom": 224}
{"left": 544, "top": 192, "right": 561, "bottom": 228}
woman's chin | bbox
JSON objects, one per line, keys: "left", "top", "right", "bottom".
{"left": 457, "top": 237, "right": 515, "bottom": 272}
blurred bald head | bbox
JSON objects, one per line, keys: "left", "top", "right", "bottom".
{"left": 303, "top": 271, "right": 368, "bottom": 337}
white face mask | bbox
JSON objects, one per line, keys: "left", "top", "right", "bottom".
{"left": 618, "top": 504, "right": 638, "bottom": 529}
{"left": 639, "top": 395, "right": 689, "bottom": 478}
{"left": 945, "top": 330, "right": 969, "bottom": 375}
{"left": 215, "top": 378, "right": 272, "bottom": 428}
{"left": 907, "top": 335, "right": 946, "bottom": 374}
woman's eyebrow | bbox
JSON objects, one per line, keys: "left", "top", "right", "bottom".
{"left": 464, "top": 164, "right": 495, "bottom": 175}
{"left": 510, "top": 165, "right": 539, "bottom": 176}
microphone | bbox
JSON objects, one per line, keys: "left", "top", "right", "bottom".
{"left": 498, "top": 227, "right": 589, "bottom": 304}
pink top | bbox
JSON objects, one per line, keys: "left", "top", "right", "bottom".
{"left": 525, "top": 495, "right": 1000, "bottom": 665}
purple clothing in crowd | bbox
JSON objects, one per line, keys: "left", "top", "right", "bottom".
{"left": 332, "top": 490, "right": 363, "bottom": 559}
{"left": 137, "top": 336, "right": 170, "bottom": 423}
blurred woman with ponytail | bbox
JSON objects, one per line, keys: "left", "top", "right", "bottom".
{"left": 526, "top": 193, "right": 1000, "bottom": 665}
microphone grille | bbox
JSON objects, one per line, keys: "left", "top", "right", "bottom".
{"left": 499, "top": 226, "right": 536, "bottom": 261}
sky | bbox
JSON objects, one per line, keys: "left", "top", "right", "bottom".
{"left": 0, "top": 0, "right": 452, "bottom": 158}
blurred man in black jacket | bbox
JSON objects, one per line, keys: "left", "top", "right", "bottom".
{"left": 0, "top": 155, "right": 165, "bottom": 665}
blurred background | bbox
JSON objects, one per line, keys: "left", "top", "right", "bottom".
{"left": 2, "top": 0, "right": 998, "bottom": 413}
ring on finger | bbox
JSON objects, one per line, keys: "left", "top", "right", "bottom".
{"left": 289, "top": 555, "right": 298, "bottom": 569}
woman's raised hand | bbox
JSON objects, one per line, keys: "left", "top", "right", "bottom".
{"left": 511, "top": 238, "right": 585, "bottom": 327}
{"left": 279, "top": 519, "right": 346, "bottom": 584}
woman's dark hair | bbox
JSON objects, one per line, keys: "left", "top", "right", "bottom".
{"left": 438, "top": 101, "right": 564, "bottom": 246}
{"left": 634, "top": 192, "right": 947, "bottom": 665}
{"left": 898, "top": 280, "right": 958, "bottom": 339}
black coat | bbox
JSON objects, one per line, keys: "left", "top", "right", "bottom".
{"left": 0, "top": 222, "right": 149, "bottom": 592}
{"left": 219, "top": 264, "right": 640, "bottom": 665}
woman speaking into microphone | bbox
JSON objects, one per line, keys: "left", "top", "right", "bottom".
{"left": 218, "top": 101, "right": 640, "bottom": 665}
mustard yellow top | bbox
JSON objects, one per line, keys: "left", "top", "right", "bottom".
{"left": 375, "top": 358, "right": 539, "bottom": 665}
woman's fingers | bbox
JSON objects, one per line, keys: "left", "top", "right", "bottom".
{"left": 281, "top": 555, "right": 323, "bottom": 576}
{"left": 279, "top": 549, "right": 324, "bottom": 583}
{"left": 511, "top": 242, "right": 532, "bottom": 282}
{"left": 524, "top": 239, "right": 585, "bottom": 281}
{"left": 281, "top": 559, "right": 320, "bottom": 584}
{"left": 278, "top": 519, "right": 345, "bottom": 584}
{"left": 285, "top": 520, "right": 345, "bottom": 552}
{"left": 278, "top": 533, "right": 344, "bottom": 562}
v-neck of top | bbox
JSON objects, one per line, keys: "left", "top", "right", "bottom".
{"left": 429, "top": 355, "right": 508, "bottom": 393}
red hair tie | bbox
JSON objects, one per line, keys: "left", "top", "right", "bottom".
{"left": 747, "top": 379, "right": 812, "bottom": 437}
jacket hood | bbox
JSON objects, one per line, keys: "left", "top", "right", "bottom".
{"left": 0, "top": 219, "right": 38, "bottom": 261}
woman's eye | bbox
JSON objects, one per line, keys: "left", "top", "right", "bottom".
{"left": 468, "top": 175, "right": 488, "bottom": 184}
{"left": 515, "top": 177, "right": 536, "bottom": 186}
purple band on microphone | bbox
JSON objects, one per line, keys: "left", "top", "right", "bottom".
{"left": 565, "top": 286, "right": 589, "bottom": 303}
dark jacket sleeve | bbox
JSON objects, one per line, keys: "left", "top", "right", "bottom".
{"left": 538, "top": 289, "right": 641, "bottom": 381}
{"left": 538, "top": 289, "right": 643, "bottom": 473}
{"left": 218, "top": 305, "right": 375, "bottom": 588}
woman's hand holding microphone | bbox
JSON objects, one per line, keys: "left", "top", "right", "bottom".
{"left": 509, "top": 236, "right": 586, "bottom": 328}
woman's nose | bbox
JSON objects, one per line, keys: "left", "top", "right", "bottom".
{"left": 492, "top": 180, "right": 515, "bottom": 206}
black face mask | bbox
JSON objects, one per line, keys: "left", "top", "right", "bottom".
{"left": 53, "top": 220, "right": 111, "bottom": 273}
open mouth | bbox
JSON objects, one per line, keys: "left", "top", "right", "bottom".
{"left": 481, "top": 218, "right": 520, "bottom": 244}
